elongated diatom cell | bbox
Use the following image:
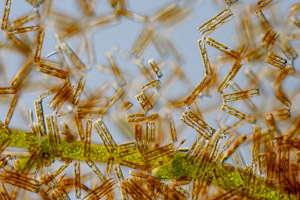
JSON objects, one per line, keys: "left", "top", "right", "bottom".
{"left": 0, "top": 0, "right": 299, "bottom": 199}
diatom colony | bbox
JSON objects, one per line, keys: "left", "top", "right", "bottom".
{"left": 0, "top": 0, "right": 299, "bottom": 199}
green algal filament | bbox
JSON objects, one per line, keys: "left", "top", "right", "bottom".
{"left": 0, "top": 128, "right": 296, "bottom": 200}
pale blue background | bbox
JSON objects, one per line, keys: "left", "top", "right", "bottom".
{"left": 0, "top": 0, "right": 299, "bottom": 199}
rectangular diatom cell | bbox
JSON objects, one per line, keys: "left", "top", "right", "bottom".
{"left": 5, "top": 93, "right": 18, "bottom": 126}
{"left": 21, "top": 146, "right": 42, "bottom": 173}
{"left": 0, "top": 139, "right": 11, "bottom": 155}
{"left": 184, "top": 75, "right": 211, "bottom": 105}
{"left": 168, "top": 112, "right": 177, "bottom": 142}
{"left": 260, "top": 28, "right": 280, "bottom": 50}
{"left": 0, "top": 171, "right": 40, "bottom": 193}
{"left": 5, "top": 33, "right": 31, "bottom": 54}
{"left": 83, "top": 178, "right": 116, "bottom": 200}
{"left": 251, "top": 125, "right": 261, "bottom": 169}
{"left": 34, "top": 99, "right": 46, "bottom": 136}
{"left": 245, "top": 47, "right": 266, "bottom": 63}
{"left": 222, "top": 88, "right": 260, "bottom": 103}
{"left": 217, "top": 62, "right": 243, "bottom": 94}
{"left": 255, "top": 9, "right": 271, "bottom": 29}
{"left": 1, "top": 0, "right": 11, "bottom": 30}
{"left": 222, "top": 119, "right": 245, "bottom": 135}
{"left": 142, "top": 143, "right": 174, "bottom": 161}
{"left": 57, "top": 37, "right": 87, "bottom": 70}
{"left": 280, "top": 40, "right": 298, "bottom": 61}
{"left": 218, "top": 134, "right": 247, "bottom": 163}
{"left": 151, "top": 3, "right": 188, "bottom": 26}
{"left": 86, "top": 159, "right": 106, "bottom": 182}
{"left": 274, "top": 68, "right": 293, "bottom": 107}
{"left": 84, "top": 120, "right": 92, "bottom": 157}
{"left": 121, "top": 178, "right": 152, "bottom": 200}
{"left": 10, "top": 58, "right": 33, "bottom": 88}
{"left": 135, "top": 91, "right": 153, "bottom": 113}
{"left": 7, "top": 25, "right": 40, "bottom": 35}
{"left": 272, "top": 108, "right": 290, "bottom": 120}
{"left": 72, "top": 74, "right": 87, "bottom": 105}
{"left": 221, "top": 104, "right": 256, "bottom": 124}
{"left": 131, "top": 26, "right": 155, "bottom": 58}
{"left": 186, "top": 135, "right": 206, "bottom": 162}
{"left": 180, "top": 107, "right": 214, "bottom": 139}
{"left": 114, "top": 165, "right": 129, "bottom": 200}
{"left": 0, "top": 87, "right": 16, "bottom": 94}
{"left": 126, "top": 113, "right": 145, "bottom": 122}
{"left": 38, "top": 59, "right": 69, "bottom": 79}
{"left": 115, "top": 8, "right": 147, "bottom": 22}
{"left": 141, "top": 79, "right": 160, "bottom": 91}
{"left": 265, "top": 51, "right": 287, "bottom": 69}
{"left": 40, "top": 161, "right": 71, "bottom": 185}
{"left": 74, "top": 110, "right": 84, "bottom": 140}
{"left": 148, "top": 59, "right": 163, "bottom": 79}
{"left": 74, "top": 162, "right": 81, "bottom": 198}
{"left": 146, "top": 121, "right": 155, "bottom": 142}
{"left": 198, "top": 38, "right": 212, "bottom": 75}
{"left": 106, "top": 52, "right": 126, "bottom": 87}
{"left": 197, "top": 8, "right": 233, "bottom": 36}
{"left": 284, "top": 114, "right": 300, "bottom": 142}
{"left": 206, "top": 36, "right": 239, "bottom": 59}
{"left": 12, "top": 10, "right": 39, "bottom": 26}
{"left": 34, "top": 28, "right": 45, "bottom": 62}
{"left": 93, "top": 118, "right": 117, "bottom": 153}
{"left": 134, "top": 123, "right": 148, "bottom": 154}
{"left": 48, "top": 81, "right": 73, "bottom": 111}
{"left": 118, "top": 142, "right": 138, "bottom": 157}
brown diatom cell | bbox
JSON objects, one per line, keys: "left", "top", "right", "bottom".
{"left": 0, "top": 0, "right": 299, "bottom": 199}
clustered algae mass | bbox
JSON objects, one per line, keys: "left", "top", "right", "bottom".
{"left": 0, "top": 0, "right": 299, "bottom": 199}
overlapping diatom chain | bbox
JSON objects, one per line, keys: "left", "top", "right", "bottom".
{"left": 0, "top": 0, "right": 299, "bottom": 199}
